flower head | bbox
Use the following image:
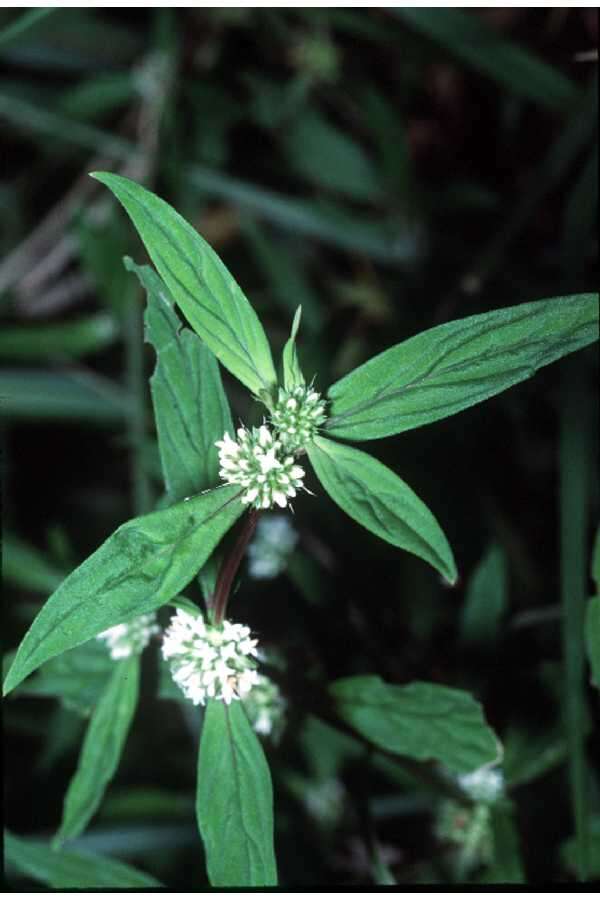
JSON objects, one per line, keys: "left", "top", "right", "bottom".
{"left": 457, "top": 766, "right": 504, "bottom": 805}
{"left": 216, "top": 424, "right": 305, "bottom": 510}
{"left": 269, "top": 385, "right": 327, "bottom": 451}
{"left": 97, "top": 613, "right": 160, "bottom": 659}
{"left": 162, "top": 608, "right": 261, "bottom": 706}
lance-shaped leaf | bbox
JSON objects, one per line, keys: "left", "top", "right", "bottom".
{"left": 3, "top": 484, "right": 243, "bottom": 696}
{"left": 282, "top": 305, "right": 305, "bottom": 391}
{"left": 92, "top": 172, "right": 277, "bottom": 401}
{"left": 54, "top": 655, "right": 140, "bottom": 846}
{"left": 330, "top": 676, "right": 501, "bottom": 774}
{"left": 131, "top": 258, "right": 234, "bottom": 599}
{"left": 4, "top": 830, "right": 162, "bottom": 889}
{"left": 196, "top": 700, "right": 277, "bottom": 887}
{"left": 325, "top": 294, "right": 599, "bottom": 441}
{"left": 131, "top": 257, "right": 234, "bottom": 501}
{"left": 307, "top": 435, "right": 456, "bottom": 584}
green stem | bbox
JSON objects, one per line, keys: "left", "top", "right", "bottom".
{"left": 560, "top": 357, "right": 590, "bottom": 881}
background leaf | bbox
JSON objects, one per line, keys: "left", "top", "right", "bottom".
{"left": 330, "top": 675, "right": 501, "bottom": 774}
{"left": 308, "top": 435, "right": 456, "bottom": 584}
{"left": 55, "top": 654, "right": 140, "bottom": 845}
{"left": 460, "top": 543, "right": 508, "bottom": 645}
{"left": 4, "top": 829, "right": 161, "bottom": 889}
{"left": 325, "top": 294, "right": 599, "bottom": 441}
{"left": 12, "top": 640, "right": 114, "bottom": 716}
{"left": 196, "top": 699, "right": 277, "bottom": 887}
{"left": 585, "top": 597, "right": 600, "bottom": 689}
{"left": 3, "top": 484, "right": 243, "bottom": 695}
{"left": 92, "top": 172, "right": 277, "bottom": 401}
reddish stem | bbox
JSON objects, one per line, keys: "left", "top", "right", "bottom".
{"left": 212, "top": 509, "right": 259, "bottom": 625}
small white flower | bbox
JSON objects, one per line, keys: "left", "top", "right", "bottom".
{"left": 97, "top": 613, "right": 160, "bottom": 660}
{"left": 269, "top": 385, "right": 327, "bottom": 451}
{"left": 162, "top": 609, "right": 260, "bottom": 706}
{"left": 216, "top": 424, "right": 305, "bottom": 510}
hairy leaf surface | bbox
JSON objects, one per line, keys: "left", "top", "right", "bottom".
{"left": 325, "top": 295, "right": 599, "bottom": 440}
{"left": 55, "top": 655, "right": 140, "bottom": 844}
{"left": 92, "top": 172, "right": 277, "bottom": 400}
{"left": 3, "top": 485, "right": 243, "bottom": 695}
{"left": 308, "top": 435, "right": 456, "bottom": 583}
{"left": 196, "top": 700, "right": 277, "bottom": 886}
{"left": 330, "top": 676, "right": 501, "bottom": 773}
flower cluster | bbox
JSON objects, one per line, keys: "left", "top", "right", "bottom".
{"left": 247, "top": 514, "right": 298, "bottom": 579}
{"left": 162, "top": 608, "right": 261, "bottom": 705}
{"left": 269, "top": 385, "right": 327, "bottom": 451}
{"left": 242, "top": 672, "right": 287, "bottom": 739}
{"left": 97, "top": 613, "right": 160, "bottom": 660}
{"left": 216, "top": 425, "right": 305, "bottom": 510}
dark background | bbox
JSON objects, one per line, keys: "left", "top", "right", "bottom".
{"left": 2, "top": 7, "right": 598, "bottom": 887}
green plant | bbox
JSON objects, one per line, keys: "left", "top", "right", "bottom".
{"left": 4, "top": 174, "right": 598, "bottom": 888}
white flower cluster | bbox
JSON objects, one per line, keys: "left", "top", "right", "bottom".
{"left": 269, "top": 385, "right": 327, "bottom": 451}
{"left": 216, "top": 425, "right": 305, "bottom": 510}
{"left": 457, "top": 766, "right": 504, "bottom": 805}
{"left": 242, "top": 673, "right": 287, "bottom": 738}
{"left": 247, "top": 514, "right": 298, "bottom": 579}
{"left": 162, "top": 608, "right": 260, "bottom": 705}
{"left": 97, "top": 613, "right": 160, "bottom": 660}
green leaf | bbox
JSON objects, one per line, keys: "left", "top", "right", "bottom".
{"left": 91, "top": 172, "right": 277, "bottom": 401}
{"left": 283, "top": 108, "right": 382, "bottom": 201}
{"left": 3, "top": 533, "right": 65, "bottom": 594}
{"left": 394, "top": 8, "right": 580, "bottom": 113}
{"left": 0, "top": 314, "right": 118, "bottom": 361}
{"left": 131, "top": 257, "right": 234, "bottom": 499}
{"left": 325, "top": 295, "right": 599, "bottom": 441}
{"left": 196, "top": 700, "right": 277, "bottom": 887}
{"left": 4, "top": 830, "right": 161, "bottom": 889}
{"left": 3, "top": 484, "right": 243, "bottom": 695}
{"left": 0, "top": 369, "right": 132, "bottom": 424}
{"left": 307, "top": 435, "right": 456, "bottom": 584}
{"left": 330, "top": 675, "right": 501, "bottom": 774}
{"left": 133, "top": 257, "right": 234, "bottom": 598}
{"left": 54, "top": 655, "right": 140, "bottom": 845}
{"left": 282, "top": 306, "right": 305, "bottom": 391}
{"left": 460, "top": 543, "right": 508, "bottom": 645}
{"left": 585, "top": 596, "right": 600, "bottom": 690}
{"left": 14, "top": 640, "right": 114, "bottom": 716}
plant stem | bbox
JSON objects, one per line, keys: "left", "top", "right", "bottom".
{"left": 560, "top": 357, "right": 590, "bottom": 881}
{"left": 125, "top": 286, "right": 151, "bottom": 517}
{"left": 212, "top": 509, "right": 259, "bottom": 625}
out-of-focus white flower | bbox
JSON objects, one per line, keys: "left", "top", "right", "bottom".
{"left": 162, "top": 608, "right": 261, "bottom": 706}
{"left": 216, "top": 425, "right": 305, "bottom": 510}
{"left": 458, "top": 766, "right": 504, "bottom": 804}
{"left": 97, "top": 613, "right": 160, "bottom": 659}
{"left": 243, "top": 673, "right": 287, "bottom": 738}
{"left": 269, "top": 385, "right": 327, "bottom": 451}
{"left": 247, "top": 514, "right": 298, "bottom": 579}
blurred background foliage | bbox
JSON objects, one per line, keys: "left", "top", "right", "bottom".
{"left": 2, "top": 7, "right": 598, "bottom": 887}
